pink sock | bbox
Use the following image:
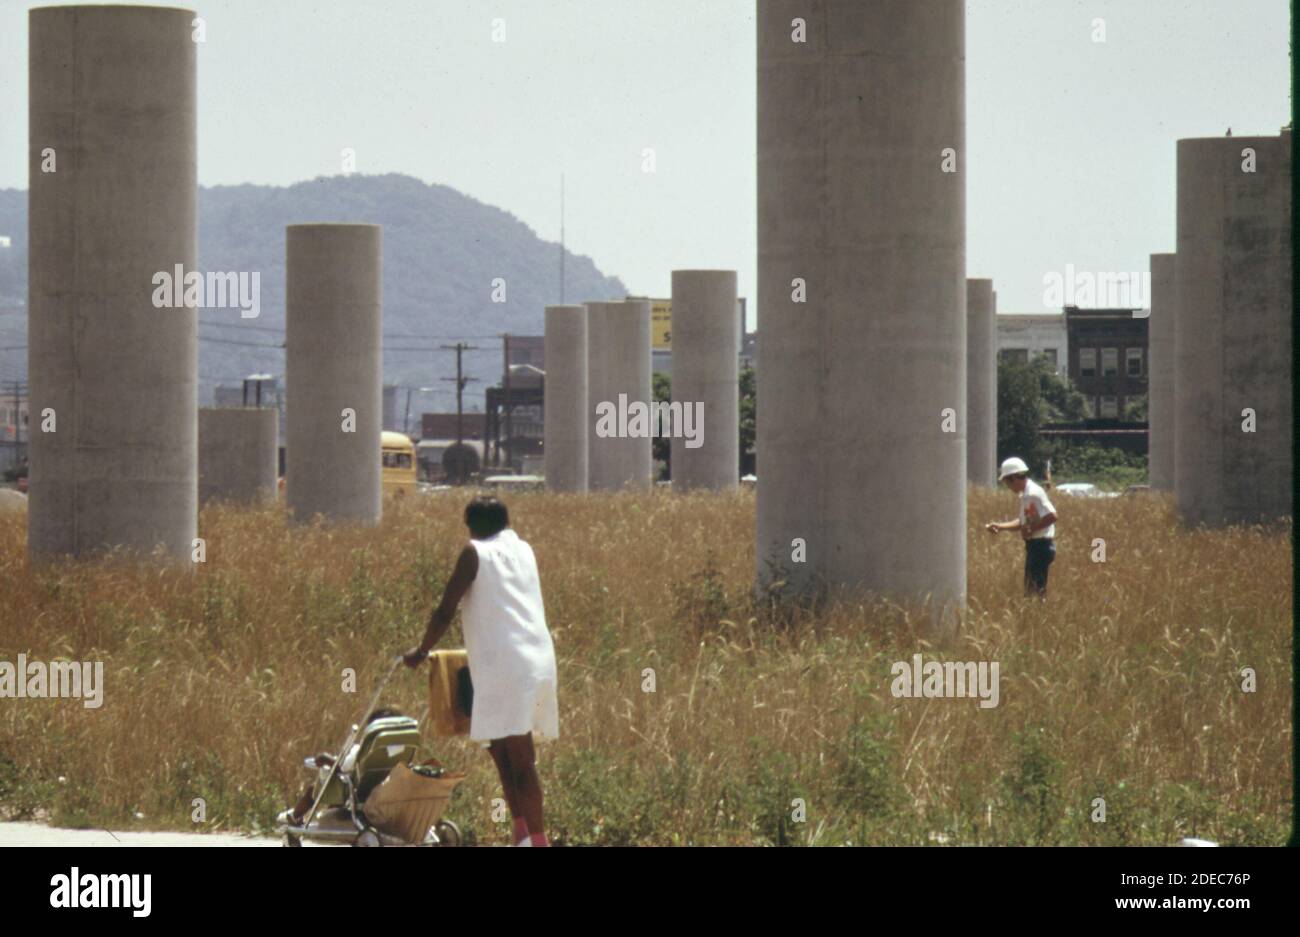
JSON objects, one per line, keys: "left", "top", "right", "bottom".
{"left": 529, "top": 832, "right": 549, "bottom": 847}
{"left": 512, "top": 817, "right": 529, "bottom": 842}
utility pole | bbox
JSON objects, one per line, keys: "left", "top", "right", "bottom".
{"left": 440, "top": 343, "right": 478, "bottom": 446}
{"left": 502, "top": 333, "right": 512, "bottom": 470}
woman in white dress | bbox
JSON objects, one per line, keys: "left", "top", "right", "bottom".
{"left": 404, "top": 497, "right": 559, "bottom": 847}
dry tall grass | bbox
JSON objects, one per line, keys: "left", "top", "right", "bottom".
{"left": 0, "top": 488, "right": 1290, "bottom": 844}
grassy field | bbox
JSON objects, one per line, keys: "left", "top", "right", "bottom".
{"left": 0, "top": 488, "right": 1291, "bottom": 845}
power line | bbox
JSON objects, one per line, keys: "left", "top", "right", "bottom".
{"left": 199, "top": 321, "right": 506, "bottom": 342}
{"left": 6, "top": 336, "right": 509, "bottom": 350}
{"left": 199, "top": 321, "right": 284, "bottom": 334}
{"left": 387, "top": 331, "right": 505, "bottom": 341}
{"left": 199, "top": 336, "right": 284, "bottom": 349}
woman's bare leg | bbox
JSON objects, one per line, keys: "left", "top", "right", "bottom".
{"left": 488, "top": 740, "right": 525, "bottom": 838}
{"left": 503, "top": 733, "right": 545, "bottom": 837}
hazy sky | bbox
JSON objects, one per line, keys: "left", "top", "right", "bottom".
{"left": 0, "top": 0, "right": 1291, "bottom": 321}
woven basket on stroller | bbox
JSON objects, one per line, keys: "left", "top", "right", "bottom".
{"left": 363, "top": 762, "right": 466, "bottom": 844}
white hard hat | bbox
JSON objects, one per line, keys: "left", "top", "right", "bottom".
{"left": 998, "top": 457, "right": 1029, "bottom": 480}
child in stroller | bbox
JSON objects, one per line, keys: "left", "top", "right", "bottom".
{"left": 282, "top": 706, "right": 404, "bottom": 826}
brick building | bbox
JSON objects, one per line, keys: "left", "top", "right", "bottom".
{"left": 1064, "top": 306, "right": 1148, "bottom": 420}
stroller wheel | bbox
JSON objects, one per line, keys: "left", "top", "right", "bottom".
{"left": 434, "top": 820, "right": 462, "bottom": 847}
{"left": 353, "top": 828, "right": 383, "bottom": 847}
{"left": 283, "top": 832, "right": 302, "bottom": 848}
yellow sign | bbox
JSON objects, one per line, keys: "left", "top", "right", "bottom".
{"left": 651, "top": 299, "right": 672, "bottom": 350}
{"left": 641, "top": 296, "right": 745, "bottom": 352}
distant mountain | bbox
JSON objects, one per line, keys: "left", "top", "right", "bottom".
{"left": 0, "top": 173, "right": 627, "bottom": 407}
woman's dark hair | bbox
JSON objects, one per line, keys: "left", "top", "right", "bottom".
{"left": 465, "top": 496, "right": 509, "bottom": 538}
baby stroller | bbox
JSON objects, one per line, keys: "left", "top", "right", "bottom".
{"left": 276, "top": 657, "right": 465, "bottom": 847}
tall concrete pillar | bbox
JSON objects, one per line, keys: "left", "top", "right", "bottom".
{"left": 757, "top": 1, "right": 966, "bottom": 610}
{"left": 966, "top": 279, "right": 996, "bottom": 487}
{"left": 1147, "top": 253, "right": 1177, "bottom": 491}
{"left": 285, "top": 224, "right": 382, "bottom": 524}
{"left": 543, "top": 305, "right": 588, "bottom": 492}
{"left": 198, "top": 408, "right": 279, "bottom": 506}
{"left": 1175, "top": 131, "right": 1292, "bottom": 526}
{"left": 28, "top": 6, "right": 197, "bottom": 561}
{"left": 671, "top": 270, "right": 739, "bottom": 491}
{"left": 585, "top": 301, "right": 612, "bottom": 488}
{"left": 587, "top": 300, "right": 652, "bottom": 490}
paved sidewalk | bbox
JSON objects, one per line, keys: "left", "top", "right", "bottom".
{"left": 0, "top": 822, "right": 282, "bottom": 847}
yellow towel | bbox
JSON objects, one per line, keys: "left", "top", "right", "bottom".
{"left": 427, "top": 649, "right": 472, "bottom": 737}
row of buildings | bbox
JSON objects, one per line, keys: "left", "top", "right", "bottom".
{"left": 423, "top": 302, "right": 1151, "bottom": 478}
{"left": 0, "top": 302, "right": 1148, "bottom": 481}
{"left": 996, "top": 306, "right": 1149, "bottom": 419}
{"left": 996, "top": 306, "right": 1150, "bottom": 454}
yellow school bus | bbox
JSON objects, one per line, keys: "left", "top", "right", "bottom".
{"left": 382, "top": 431, "right": 417, "bottom": 496}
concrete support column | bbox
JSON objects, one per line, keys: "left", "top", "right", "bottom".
{"left": 671, "top": 270, "right": 739, "bottom": 491}
{"left": 585, "top": 301, "right": 612, "bottom": 489}
{"left": 757, "top": 1, "right": 966, "bottom": 611}
{"left": 198, "top": 408, "right": 279, "bottom": 506}
{"left": 1147, "top": 253, "right": 1177, "bottom": 491}
{"left": 543, "top": 305, "right": 588, "bottom": 492}
{"left": 286, "top": 224, "right": 382, "bottom": 524}
{"left": 587, "top": 300, "right": 652, "bottom": 491}
{"left": 1174, "top": 132, "right": 1292, "bottom": 526}
{"left": 28, "top": 5, "right": 198, "bottom": 561}
{"left": 966, "top": 279, "right": 996, "bottom": 487}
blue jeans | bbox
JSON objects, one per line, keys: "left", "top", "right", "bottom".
{"left": 1024, "top": 538, "right": 1056, "bottom": 597}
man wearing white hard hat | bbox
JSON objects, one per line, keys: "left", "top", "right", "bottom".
{"left": 986, "top": 456, "right": 1058, "bottom": 597}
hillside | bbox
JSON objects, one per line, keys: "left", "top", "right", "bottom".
{"left": 0, "top": 174, "right": 627, "bottom": 406}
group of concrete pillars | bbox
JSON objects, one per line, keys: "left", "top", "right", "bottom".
{"left": 27, "top": 4, "right": 1289, "bottom": 622}
{"left": 1148, "top": 130, "right": 1292, "bottom": 527}
{"left": 196, "top": 224, "right": 382, "bottom": 522}
{"left": 27, "top": 6, "right": 385, "bottom": 562}
{"left": 27, "top": 4, "right": 742, "bottom": 562}
{"left": 544, "top": 271, "right": 740, "bottom": 494}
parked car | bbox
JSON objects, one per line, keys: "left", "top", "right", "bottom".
{"left": 1055, "top": 482, "right": 1105, "bottom": 498}
{"left": 1056, "top": 482, "right": 1122, "bottom": 498}
{"left": 482, "top": 474, "right": 544, "bottom": 492}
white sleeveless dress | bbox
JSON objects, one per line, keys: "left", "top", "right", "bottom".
{"left": 459, "top": 529, "right": 559, "bottom": 744}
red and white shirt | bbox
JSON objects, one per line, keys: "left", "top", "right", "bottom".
{"left": 1019, "top": 479, "right": 1057, "bottom": 540}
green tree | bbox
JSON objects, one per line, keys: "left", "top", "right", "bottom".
{"left": 739, "top": 366, "right": 756, "bottom": 471}
{"left": 652, "top": 371, "right": 672, "bottom": 478}
{"left": 1031, "top": 357, "right": 1088, "bottom": 422}
{"left": 997, "top": 357, "right": 1089, "bottom": 473}
{"left": 997, "top": 358, "right": 1046, "bottom": 471}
